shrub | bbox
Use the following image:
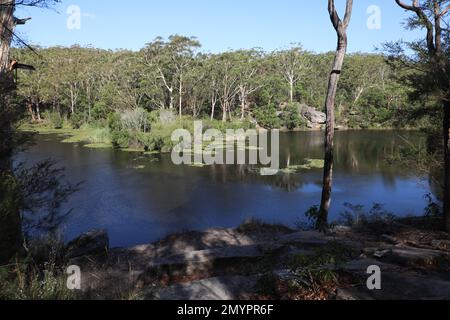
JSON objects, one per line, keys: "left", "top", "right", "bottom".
{"left": 68, "top": 112, "right": 86, "bottom": 129}
{"left": 0, "top": 235, "right": 75, "bottom": 300}
{"left": 89, "top": 128, "right": 111, "bottom": 144}
{"left": 203, "top": 119, "right": 255, "bottom": 132}
{"left": 339, "top": 203, "right": 396, "bottom": 234}
{"left": 281, "top": 103, "right": 304, "bottom": 130}
{"left": 159, "top": 109, "right": 177, "bottom": 125}
{"left": 120, "top": 108, "right": 150, "bottom": 132}
{"left": 288, "top": 241, "right": 353, "bottom": 292}
{"left": 43, "top": 111, "right": 64, "bottom": 129}
{"left": 254, "top": 104, "right": 280, "bottom": 129}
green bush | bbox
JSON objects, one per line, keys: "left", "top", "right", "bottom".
{"left": 281, "top": 103, "right": 304, "bottom": 130}
{"left": 254, "top": 104, "right": 280, "bottom": 129}
{"left": 203, "top": 118, "right": 255, "bottom": 132}
{"left": 0, "top": 235, "right": 75, "bottom": 300}
{"left": 43, "top": 111, "right": 64, "bottom": 129}
{"left": 68, "top": 112, "right": 86, "bottom": 129}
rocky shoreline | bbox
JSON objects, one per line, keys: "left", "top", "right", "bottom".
{"left": 66, "top": 219, "right": 450, "bottom": 300}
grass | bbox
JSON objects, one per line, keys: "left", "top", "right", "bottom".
{"left": 20, "top": 124, "right": 113, "bottom": 146}
{"left": 19, "top": 124, "right": 165, "bottom": 156}
{"left": 0, "top": 235, "right": 77, "bottom": 300}
{"left": 84, "top": 143, "right": 113, "bottom": 149}
{"left": 254, "top": 241, "right": 356, "bottom": 300}
{"left": 121, "top": 147, "right": 145, "bottom": 153}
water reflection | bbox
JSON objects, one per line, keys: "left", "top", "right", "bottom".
{"left": 17, "top": 130, "right": 431, "bottom": 247}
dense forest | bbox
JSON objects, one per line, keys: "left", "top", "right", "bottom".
{"left": 13, "top": 39, "right": 426, "bottom": 150}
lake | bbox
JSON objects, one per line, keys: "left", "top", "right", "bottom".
{"left": 17, "top": 130, "right": 433, "bottom": 247}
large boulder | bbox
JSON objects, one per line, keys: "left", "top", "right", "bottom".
{"left": 300, "top": 104, "right": 326, "bottom": 125}
{"left": 66, "top": 230, "right": 109, "bottom": 261}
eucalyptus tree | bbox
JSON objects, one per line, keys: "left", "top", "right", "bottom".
{"left": 167, "top": 35, "right": 201, "bottom": 117}
{"left": 393, "top": 0, "right": 450, "bottom": 231}
{"left": 184, "top": 54, "right": 208, "bottom": 117}
{"left": 276, "top": 45, "right": 310, "bottom": 103}
{"left": 142, "top": 37, "right": 177, "bottom": 110}
{"left": 113, "top": 50, "right": 146, "bottom": 111}
{"left": 215, "top": 52, "right": 240, "bottom": 122}
{"left": 142, "top": 35, "right": 200, "bottom": 116}
{"left": 14, "top": 48, "right": 47, "bottom": 121}
{"left": 318, "top": 0, "right": 353, "bottom": 229}
{"left": 341, "top": 54, "right": 388, "bottom": 108}
{"left": 234, "top": 49, "right": 264, "bottom": 120}
{"left": 203, "top": 54, "right": 221, "bottom": 120}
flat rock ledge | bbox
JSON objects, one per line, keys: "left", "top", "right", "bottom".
{"left": 145, "top": 276, "right": 259, "bottom": 300}
{"left": 73, "top": 226, "right": 450, "bottom": 300}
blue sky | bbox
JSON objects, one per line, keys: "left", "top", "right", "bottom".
{"left": 15, "top": 0, "right": 422, "bottom": 53}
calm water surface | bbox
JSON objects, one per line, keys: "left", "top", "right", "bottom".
{"left": 17, "top": 130, "right": 432, "bottom": 247}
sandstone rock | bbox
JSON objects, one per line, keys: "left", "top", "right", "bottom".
{"left": 337, "top": 272, "right": 450, "bottom": 300}
{"left": 146, "top": 276, "right": 258, "bottom": 300}
{"left": 66, "top": 230, "right": 109, "bottom": 261}
{"left": 300, "top": 104, "right": 326, "bottom": 124}
{"left": 383, "top": 246, "right": 449, "bottom": 267}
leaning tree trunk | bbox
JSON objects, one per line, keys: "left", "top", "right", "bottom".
{"left": 318, "top": 0, "right": 353, "bottom": 229}
{"left": 443, "top": 101, "right": 450, "bottom": 232}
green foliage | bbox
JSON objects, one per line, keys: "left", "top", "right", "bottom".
{"left": 339, "top": 203, "right": 396, "bottom": 234}
{"left": 202, "top": 118, "right": 255, "bottom": 132}
{"left": 12, "top": 43, "right": 418, "bottom": 134}
{"left": 68, "top": 112, "right": 87, "bottom": 129}
{"left": 43, "top": 111, "right": 64, "bottom": 129}
{"left": 288, "top": 241, "right": 353, "bottom": 290}
{"left": 0, "top": 235, "right": 75, "bottom": 300}
{"left": 281, "top": 103, "right": 305, "bottom": 129}
{"left": 254, "top": 104, "right": 280, "bottom": 129}
{"left": 304, "top": 205, "right": 331, "bottom": 232}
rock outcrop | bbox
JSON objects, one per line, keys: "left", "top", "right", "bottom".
{"left": 73, "top": 223, "right": 450, "bottom": 301}
{"left": 300, "top": 104, "right": 326, "bottom": 126}
{"left": 65, "top": 229, "right": 109, "bottom": 262}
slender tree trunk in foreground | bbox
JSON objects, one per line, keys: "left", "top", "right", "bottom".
{"left": 318, "top": 0, "right": 353, "bottom": 228}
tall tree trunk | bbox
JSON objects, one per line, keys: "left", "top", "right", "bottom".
{"left": 36, "top": 103, "right": 41, "bottom": 121}
{"left": 318, "top": 0, "right": 353, "bottom": 228}
{"left": 319, "top": 44, "right": 346, "bottom": 227}
{"left": 443, "top": 101, "right": 450, "bottom": 231}
{"left": 179, "top": 73, "right": 183, "bottom": 118}
{"left": 289, "top": 81, "right": 294, "bottom": 103}
{"left": 240, "top": 96, "right": 246, "bottom": 120}
{"left": 0, "top": 0, "right": 22, "bottom": 264}
{"left": 169, "top": 93, "right": 174, "bottom": 110}
{"left": 211, "top": 96, "right": 216, "bottom": 120}
{"left": 222, "top": 104, "right": 227, "bottom": 123}
{"left": 70, "top": 86, "right": 75, "bottom": 114}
